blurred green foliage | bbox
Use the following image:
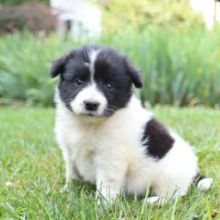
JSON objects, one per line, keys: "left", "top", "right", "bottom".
{"left": 100, "top": 0, "right": 204, "bottom": 34}
{"left": 105, "top": 28, "right": 220, "bottom": 107}
{"left": 0, "top": 32, "right": 74, "bottom": 106}
{"left": 0, "top": 0, "right": 219, "bottom": 108}
{"left": 0, "top": 28, "right": 219, "bottom": 107}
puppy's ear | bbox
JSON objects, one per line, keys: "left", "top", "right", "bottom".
{"left": 126, "top": 59, "right": 143, "bottom": 88}
{"left": 50, "top": 56, "right": 67, "bottom": 78}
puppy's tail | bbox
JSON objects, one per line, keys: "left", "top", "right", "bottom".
{"left": 193, "top": 173, "right": 213, "bottom": 191}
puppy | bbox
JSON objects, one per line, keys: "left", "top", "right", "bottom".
{"left": 51, "top": 45, "right": 212, "bottom": 204}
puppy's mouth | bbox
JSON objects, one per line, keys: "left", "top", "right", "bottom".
{"left": 75, "top": 112, "right": 108, "bottom": 123}
{"left": 84, "top": 112, "right": 97, "bottom": 117}
{"left": 78, "top": 111, "right": 103, "bottom": 118}
{"left": 71, "top": 105, "right": 117, "bottom": 118}
{"left": 77, "top": 109, "right": 115, "bottom": 119}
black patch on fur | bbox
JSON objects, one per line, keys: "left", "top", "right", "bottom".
{"left": 51, "top": 45, "right": 142, "bottom": 115}
{"left": 125, "top": 58, "right": 143, "bottom": 88}
{"left": 52, "top": 46, "right": 97, "bottom": 110}
{"left": 142, "top": 118, "right": 174, "bottom": 159}
{"left": 50, "top": 56, "right": 67, "bottom": 78}
{"left": 94, "top": 48, "right": 134, "bottom": 115}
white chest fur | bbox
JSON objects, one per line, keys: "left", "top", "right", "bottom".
{"left": 55, "top": 95, "right": 153, "bottom": 185}
{"left": 55, "top": 94, "right": 200, "bottom": 202}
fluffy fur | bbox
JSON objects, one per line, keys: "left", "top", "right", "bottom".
{"left": 51, "top": 45, "right": 212, "bottom": 204}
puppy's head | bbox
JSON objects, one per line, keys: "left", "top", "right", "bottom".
{"left": 51, "top": 45, "right": 142, "bottom": 118}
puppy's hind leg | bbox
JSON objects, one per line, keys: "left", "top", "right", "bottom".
{"left": 146, "top": 177, "right": 190, "bottom": 205}
{"left": 193, "top": 173, "right": 213, "bottom": 192}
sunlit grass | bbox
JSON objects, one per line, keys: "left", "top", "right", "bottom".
{"left": 0, "top": 107, "right": 219, "bottom": 219}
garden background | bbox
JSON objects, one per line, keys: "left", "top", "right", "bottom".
{"left": 0, "top": 0, "right": 219, "bottom": 219}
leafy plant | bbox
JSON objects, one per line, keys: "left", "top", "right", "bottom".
{"left": 101, "top": 28, "right": 220, "bottom": 107}
{"left": 100, "top": 0, "right": 204, "bottom": 34}
{"left": 0, "top": 28, "right": 220, "bottom": 107}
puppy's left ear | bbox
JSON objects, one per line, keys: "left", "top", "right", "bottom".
{"left": 50, "top": 56, "right": 67, "bottom": 78}
{"left": 125, "top": 59, "right": 143, "bottom": 88}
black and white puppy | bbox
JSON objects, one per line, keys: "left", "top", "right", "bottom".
{"left": 51, "top": 45, "right": 212, "bottom": 204}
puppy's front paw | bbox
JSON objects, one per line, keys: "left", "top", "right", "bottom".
{"left": 96, "top": 190, "right": 116, "bottom": 206}
{"left": 146, "top": 196, "right": 160, "bottom": 204}
{"left": 146, "top": 196, "right": 168, "bottom": 206}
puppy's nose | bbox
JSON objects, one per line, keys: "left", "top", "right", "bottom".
{"left": 84, "top": 101, "right": 100, "bottom": 111}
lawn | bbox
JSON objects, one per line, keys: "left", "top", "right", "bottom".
{"left": 0, "top": 106, "right": 219, "bottom": 219}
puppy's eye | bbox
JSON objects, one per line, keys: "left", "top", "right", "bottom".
{"left": 106, "top": 83, "right": 114, "bottom": 91}
{"left": 73, "top": 78, "right": 85, "bottom": 87}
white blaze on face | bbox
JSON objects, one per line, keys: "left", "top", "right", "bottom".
{"left": 88, "top": 49, "right": 100, "bottom": 82}
{"left": 70, "top": 49, "right": 107, "bottom": 116}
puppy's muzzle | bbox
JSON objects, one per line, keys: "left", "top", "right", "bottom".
{"left": 84, "top": 101, "right": 100, "bottom": 112}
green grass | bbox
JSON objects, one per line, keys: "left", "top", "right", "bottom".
{"left": 0, "top": 107, "right": 219, "bottom": 219}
